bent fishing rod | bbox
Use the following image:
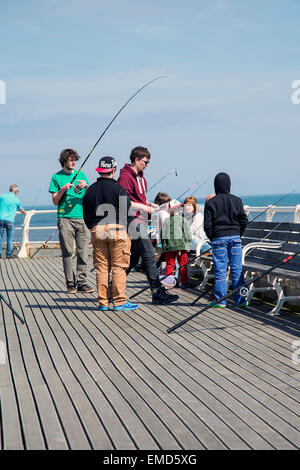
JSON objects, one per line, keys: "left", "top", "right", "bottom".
{"left": 130, "top": 189, "right": 295, "bottom": 300}
{"left": 167, "top": 247, "right": 300, "bottom": 334}
{"left": 69, "top": 75, "right": 167, "bottom": 186}
{"left": 31, "top": 76, "right": 167, "bottom": 260}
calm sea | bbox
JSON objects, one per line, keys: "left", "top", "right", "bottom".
{"left": 14, "top": 192, "right": 300, "bottom": 242}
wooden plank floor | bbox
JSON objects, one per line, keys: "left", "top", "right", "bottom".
{"left": 0, "top": 256, "right": 300, "bottom": 450}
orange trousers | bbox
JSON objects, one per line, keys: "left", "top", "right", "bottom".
{"left": 91, "top": 224, "right": 131, "bottom": 307}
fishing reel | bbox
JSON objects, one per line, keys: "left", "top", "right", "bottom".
{"left": 239, "top": 286, "right": 249, "bottom": 298}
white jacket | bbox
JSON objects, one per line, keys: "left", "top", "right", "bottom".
{"left": 186, "top": 211, "right": 206, "bottom": 240}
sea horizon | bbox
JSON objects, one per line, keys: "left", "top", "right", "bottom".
{"left": 13, "top": 191, "right": 300, "bottom": 243}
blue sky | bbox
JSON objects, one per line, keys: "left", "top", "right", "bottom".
{"left": 1, "top": 0, "right": 300, "bottom": 205}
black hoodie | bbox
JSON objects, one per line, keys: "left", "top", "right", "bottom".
{"left": 204, "top": 173, "right": 248, "bottom": 240}
{"left": 83, "top": 177, "right": 133, "bottom": 230}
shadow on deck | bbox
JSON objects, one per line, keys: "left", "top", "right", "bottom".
{"left": 0, "top": 256, "right": 299, "bottom": 450}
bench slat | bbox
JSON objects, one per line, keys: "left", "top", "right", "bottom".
{"left": 247, "top": 222, "right": 297, "bottom": 231}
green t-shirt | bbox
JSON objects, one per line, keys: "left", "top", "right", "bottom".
{"left": 49, "top": 169, "right": 89, "bottom": 218}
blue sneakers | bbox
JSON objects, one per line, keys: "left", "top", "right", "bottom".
{"left": 97, "top": 305, "right": 109, "bottom": 311}
{"left": 113, "top": 302, "right": 139, "bottom": 312}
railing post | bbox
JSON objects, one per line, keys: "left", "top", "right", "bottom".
{"left": 18, "top": 210, "right": 35, "bottom": 258}
{"left": 243, "top": 205, "right": 250, "bottom": 217}
{"left": 294, "top": 204, "right": 300, "bottom": 223}
{"left": 265, "top": 205, "right": 275, "bottom": 222}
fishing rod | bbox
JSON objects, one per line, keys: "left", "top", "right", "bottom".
{"left": 167, "top": 248, "right": 300, "bottom": 333}
{"left": 69, "top": 75, "right": 167, "bottom": 186}
{"left": 30, "top": 229, "right": 58, "bottom": 259}
{"left": 0, "top": 292, "right": 24, "bottom": 324}
{"left": 189, "top": 191, "right": 296, "bottom": 306}
{"left": 129, "top": 245, "right": 212, "bottom": 300}
{"left": 189, "top": 177, "right": 210, "bottom": 197}
{"left": 130, "top": 176, "right": 218, "bottom": 300}
{"left": 176, "top": 181, "right": 200, "bottom": 201}
{"left": 130, "top": 189, "right": 296, "bottom": 300}
{"left": 147, "top": 168, "right": 178, "bottom": 193}
{"left": 175, "top": 175, "right": 210, "bottom": 202}
{"left": 31, "top": 76, "right": 167, "bottom": 260}
{"left": 246, "top": 190, "right": 295, "bottom": 222}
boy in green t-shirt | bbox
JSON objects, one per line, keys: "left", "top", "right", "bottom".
{"left": 49, "top": 148, "right": 94, "bottom": 294}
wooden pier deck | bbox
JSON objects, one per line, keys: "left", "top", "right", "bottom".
{"left": 0, "top": 256, "right": 300, "bottom": 450}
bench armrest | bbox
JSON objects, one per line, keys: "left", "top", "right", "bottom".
{"left": 242, "top": 241, "right": 284, "bottom": 264}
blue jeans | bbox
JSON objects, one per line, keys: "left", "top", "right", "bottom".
{"left": 212, "top": 235, "right": 244, "bottom": 306}
{"left": 0, "top": 219, "right": 14, "bottom": 256}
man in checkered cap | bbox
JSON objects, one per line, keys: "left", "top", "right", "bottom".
{"left": 83, "top": 156, "right": 138, "bottom": 312}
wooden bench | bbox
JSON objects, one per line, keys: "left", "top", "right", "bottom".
{"left": 241, "top": 221, "right": 300, "bottom": 315}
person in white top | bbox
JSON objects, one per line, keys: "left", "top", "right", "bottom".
{"left": 152, "top": 192, "right": 171, "bottom": 244}
{"left": 183, "top": 195, "right": 212, "bottom": 254}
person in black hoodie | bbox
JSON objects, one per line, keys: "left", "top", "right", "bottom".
{"left": 204, "top": 172, "right": 248, "bottom": 307}
{"left": 83, "top": 156, "right": 138, "bottom": 312}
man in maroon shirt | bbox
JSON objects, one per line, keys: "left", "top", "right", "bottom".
{"left": 118, "top": 146, "right": 178, "bottom": 305}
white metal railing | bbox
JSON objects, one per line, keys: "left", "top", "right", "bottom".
{"left": 15, "top": 205, "right": 300, "bottom": 258}
{"left": 17, "top": 209, "right": 57, "bottom": 258}
{"left": 243, "top": 204, "right": 300, "bottom": 223}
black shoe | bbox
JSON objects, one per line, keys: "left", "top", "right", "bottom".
{"left": 77, "top": 284, "right": 94, "bottom": 293}
{"left": 152, "top": 287, "right": 179, "bottom": 305}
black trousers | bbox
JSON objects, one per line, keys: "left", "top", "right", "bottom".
{"left": 127, "top": 224, "right": 161, "bottom": 290}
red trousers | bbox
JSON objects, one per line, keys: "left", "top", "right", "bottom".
{"left": 165, "top": 250, "right": 188, "bottom": 285}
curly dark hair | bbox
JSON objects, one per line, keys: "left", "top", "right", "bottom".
{"left": 59, "top": 149, "right": 79, "bottom": 167}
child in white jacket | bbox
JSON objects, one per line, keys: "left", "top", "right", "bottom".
{"left": 183, "top": 195, "right": 212, "bottom": 254}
